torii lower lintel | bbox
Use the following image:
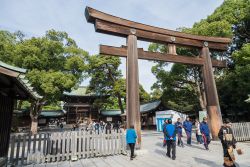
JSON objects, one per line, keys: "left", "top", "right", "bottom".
{"left": 100, "top": 45, "right": 227, "bottom": 68}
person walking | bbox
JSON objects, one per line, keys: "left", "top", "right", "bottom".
{"left": 165, "top": 119, "right": 177, "bottom": 160}
{"left": 100, "top": 121, "right": 105, "bottom": 131}
{"left": 200, "top": 117, "right": 211, "bottom": 150}
{"left": 175, "top": 118, "right": 184, "bottom": 147}
{"left": 183, "top": 117, "right": 192, "bottom": 145}
{"left": 105, "top": 122, "right": 112, "bottom": 134}
{"left": 195, "top": 119, "right": 203, "bottom": 144}
{"left": 59, "top": 121, "right": 64, "bottom": 132}
{"left": 162, "top": 119, "right": 168, "bottom": 147}
{"left": 218, "top": 119, "right": 237, "bottom": 167}
{"left": 126, "top": 125, "right": 137, "bottom": 160}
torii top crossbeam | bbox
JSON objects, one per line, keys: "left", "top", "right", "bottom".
{"left": 85, "top": 7, "right": 231, "bottom": 51}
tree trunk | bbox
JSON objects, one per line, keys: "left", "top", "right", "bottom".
{"left": 117, "top": 93, "right": 124, "bottom": 114}
{"left": 106, "top": 66, "right": 125, "bottom": 114}
{"left": 30, "top": 100, "right": 43, "bottom": 134}
{"left": 196, "top": 80, "right": 206, "bottom": 110}
{"left": 30, "top": 117, "right": 38, "bottom": 134}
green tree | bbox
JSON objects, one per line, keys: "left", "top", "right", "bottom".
{"left": 150, "top": 52, "right": 203, "bottom": 113}
{"left": 218, "top": 44, "right": 250, "bottom": 120}
{"left": 87, "top": 55, "right": 150, "bottom": 112}
{"left": 149, "top": 0, "right": 250, "bottom": 118}
{"left": 0, "top": 29, "right": 88, "bottom": 133}
{"left": 87, "top": 55, "right": 126, "bottom": 113}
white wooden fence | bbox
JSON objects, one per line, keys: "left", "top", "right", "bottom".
{"left": 8, "top": 129, "right": 126, "bottom": 166}
{"left": 232, "top": 122, "right": 250, "bottom": 141}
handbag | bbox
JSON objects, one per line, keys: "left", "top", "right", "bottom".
{"left": 236, "top": 148, "right": 243, "bottom": 155}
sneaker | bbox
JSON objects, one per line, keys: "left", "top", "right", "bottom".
{"left": 172, "top": 157, "right": 176, "bottom": 160}
{"left": 166, "top": 153, "right": 171, "bottom": 158}
{"left": 130, "top": 157, "right": 133, "bottom": 160}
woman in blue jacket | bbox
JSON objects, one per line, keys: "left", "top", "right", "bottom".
{"left": 126, "top": 125, "right": 137, "bottom": 160}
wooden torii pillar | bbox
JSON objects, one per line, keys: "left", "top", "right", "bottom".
{"left": 126, "top": 33, "right": 141, "bottom": 146}
{"left": 201, "top": 46, "right": 222, "bottom": 138}
{"left": 85, "top": 7, "right": 231, "bottom": 143}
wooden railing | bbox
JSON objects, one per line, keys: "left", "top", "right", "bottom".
{"left": 232, "top": 122, "right": 250, "bottom": 141}
{"left": 8, "top": 129, "right": 126, "bottom": 166}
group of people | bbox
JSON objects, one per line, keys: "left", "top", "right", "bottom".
{"left": 162, "top": 116, "right": 211, "bottom": 156}
{"left": 72, "top": 120, "right": 122, "bottom": 133}
{"left": 125, "top": 117, "right": 239, "bottom": 167}
{"left": 49, "top": 119, "right": 64, "bottom": 130}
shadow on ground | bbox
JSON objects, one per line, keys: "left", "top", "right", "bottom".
{"left": 154, "top": 148, "right": 166, "bottom": 156}
{"left": 193, "top": 157, "right": 221, "bottom": 167}
{"left": 186, "top": 144, "right": 207, "bottom": 151}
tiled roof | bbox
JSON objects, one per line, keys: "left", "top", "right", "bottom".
{"left": 140, "top": 101, "right": 161, "bottom": 113}
{"left": 0, "top": 61, "right": 26, "bottom": 73}
{"left": 0, "top": 61, "right": 42, "bottom": 100}
{"left": 101, "top": 100, "right": 162, "bottom": 116}
{"left": 39, "top": 110, "right": 65, "bottom": 117}
{"left": 63, "top": 86, "right": 95, "bottom": 96}
{"left": 101, "top": 109, "right": 122, "bottom": 116}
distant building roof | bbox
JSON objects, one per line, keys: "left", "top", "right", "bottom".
{"left": 39, "top": 110, "right": 65, "bottom": 118}
{"left": 140, "top": 101, "right": 161, "bottom": 113}
{"left": 101, "top": 100, "right": 162, "bottom": 116}
{"left": 101, "top": 109, "right": 122, "bottom": 116}
{"left": 63, "top": 86, "right": 96, "bottom": 97}
{"left": 0, "top": 61, "right": 42, "bottom": 100}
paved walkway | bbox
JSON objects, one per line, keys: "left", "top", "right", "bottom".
{"left": 26, "top": 131, "right": 250, "bottom": 167}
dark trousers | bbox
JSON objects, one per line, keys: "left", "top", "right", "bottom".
{"left": 202, "top": 134, "right": 211, "bottom": 149}
{"left": 128, "top": 143, "right": 135, "bottom": 158}
{"left": 186, "top": 131, "right": 192, "bottom": 145}
{"left": 196, "top": 134, "right": 203, "bottom": 144}
{"left": 166, "top": 140, "right": 176, "bottom": 158}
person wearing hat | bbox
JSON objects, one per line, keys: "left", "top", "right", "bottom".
{"left": 218, "top": 118, "right": 237, "bottom": 167}
{"left": 200, "top": 117, "right": 211, "bottom": 150}
{"left": 164, "top": 119, "right": 177, "bottom": 160}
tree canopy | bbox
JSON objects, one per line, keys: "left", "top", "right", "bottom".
{"left": 149, "top": 0, "right": 250, "bottom": 119}
{"left": 0, "top": 29, "right": 88, "bottom": 133}
{"left": 87, "top": 55, "right": 150, "bottom": 112}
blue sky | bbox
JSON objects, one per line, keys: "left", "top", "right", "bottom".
{"left": 0, "top": 0, "right": 224, "bottom": 93}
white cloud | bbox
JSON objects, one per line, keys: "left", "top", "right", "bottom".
{"left": 0, "top": 0, "right": 224, "bottom": 93}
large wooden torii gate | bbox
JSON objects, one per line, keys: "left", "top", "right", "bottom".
{"left": 85, "top": 7, "right": 231, "bottom": 146}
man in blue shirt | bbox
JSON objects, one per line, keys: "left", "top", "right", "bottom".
{"left": 200, "top": 117, "right": 211, "bottom": 150}
{"left": 126, "top": 125, "right": 137, "bottom": 160}
{"left": 175, "top": 118, "right": 184, "bottom": 147}
{"left": 165, "top": 119, "right": 177, "bottom": 160}
{"left": 183, "top": 117, "right": 192, "bottom": 145}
